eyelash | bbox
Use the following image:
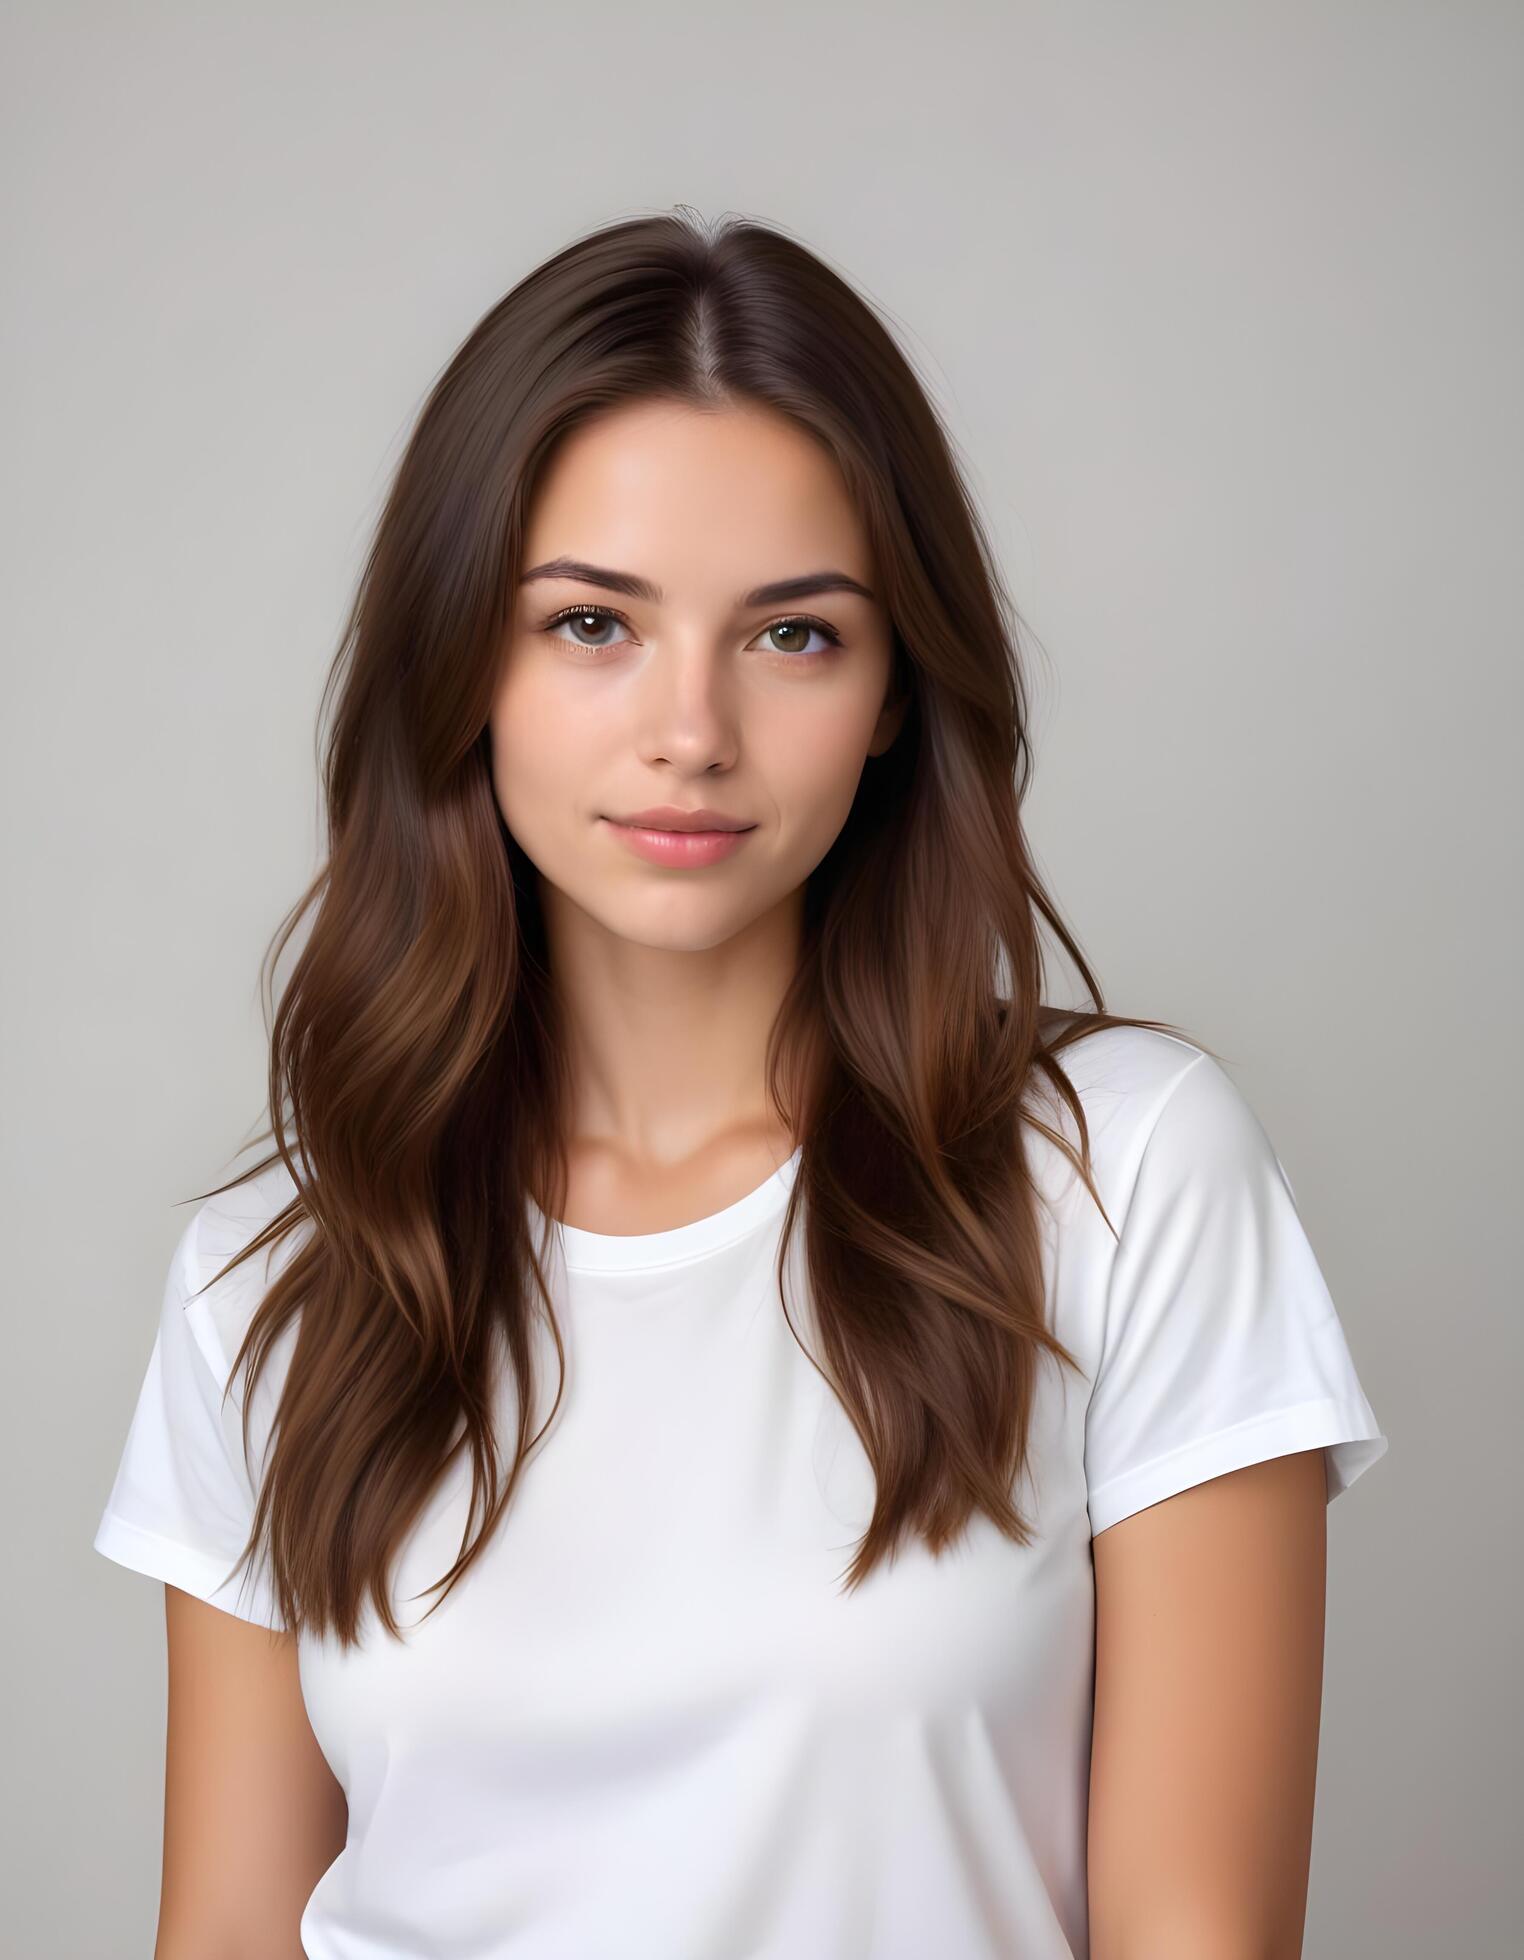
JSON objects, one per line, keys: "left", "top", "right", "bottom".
{"left": 539, "top": 602, "right": 844, "bottom": 660}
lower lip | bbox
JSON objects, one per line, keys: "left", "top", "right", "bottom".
{"left": 601, "top": 818, "right": 756, "bottom": 867}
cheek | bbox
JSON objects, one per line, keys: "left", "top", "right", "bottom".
{"left": 488, "top": 668, "right": 579, "bottom": 840}
{"left": 763, "top": 692, "right": 882, "bottom": 835}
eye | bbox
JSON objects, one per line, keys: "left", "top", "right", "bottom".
{"left": 751, "top": 616, "right": 843, "bottom": 659}
{"left": 538, "top": 604, "right": 845, "bottom": 661}
{"left": 541, "top": 604, "right": 634, "bottom": 651}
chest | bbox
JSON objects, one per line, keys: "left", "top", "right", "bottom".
{"left": 296, "top": 1261, "right": 1098, "bottom": 1795}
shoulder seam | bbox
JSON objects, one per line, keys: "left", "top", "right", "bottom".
{"left": 183, "top": 1200, "right": 208, "bottom": 1303}
{"left": 1091, "top": 1050, "right": 1213, "bottom": 1387}
{"left": 1116, "top": 1049, "right": 1213, "bottom": 1236}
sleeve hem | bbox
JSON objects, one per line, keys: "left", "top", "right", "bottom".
{"left": 93, "top": 1509, "right": 287, "bottom": 1631}
{"left": 1087, "top": 1396, "right": 1389, "bottom": 1538}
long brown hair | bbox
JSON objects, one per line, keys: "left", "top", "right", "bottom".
{"left": 192, "top": 207, "right": 1207, "bottom": 1644}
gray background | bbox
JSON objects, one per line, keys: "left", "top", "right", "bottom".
{"left": 4, "top": 3, "right": 1517, "bottom": 1953}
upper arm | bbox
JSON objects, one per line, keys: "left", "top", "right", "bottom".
{"left": 157, "top": 1586, "right": 346, "bottom": 1959}
{"left": 1087, "top": 1448, "right": 1329, "bottom": 1960}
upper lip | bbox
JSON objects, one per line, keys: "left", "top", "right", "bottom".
{"left": 607, "top": 806, "right": 756, "bottom": 832}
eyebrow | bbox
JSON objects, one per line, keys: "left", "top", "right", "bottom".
{"left": 517, "top": 557, "right": 878, "bottom": 610}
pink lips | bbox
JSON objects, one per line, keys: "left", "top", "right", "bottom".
{"left": 600, "top": 814, "right": 757, "bottom": 868}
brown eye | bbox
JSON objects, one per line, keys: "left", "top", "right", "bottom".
{"left": 756, "top": 617, "right": 843, "bottom": 659}
{"left": 543, "top": 604, "right": 632, "bottom": 651}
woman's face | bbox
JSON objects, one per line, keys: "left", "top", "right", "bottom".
{"left": 489, "top": 398, "right": 904, "bottom": 954}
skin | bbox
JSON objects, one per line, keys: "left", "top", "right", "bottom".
{"left": 158, "top": 1589, "right": 342, "bottom": 1958}
{"left": 489, "top": 396, "right": 906, "bottom": 1228}
{"left": 1088, "top": 1449, "right": 1329, "bottom": 1959}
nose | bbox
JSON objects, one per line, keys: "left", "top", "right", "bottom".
{"left": 631, "top": 636, "right": 742, "bottom": 777}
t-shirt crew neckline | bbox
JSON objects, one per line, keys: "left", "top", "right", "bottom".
{"left": 525, "top": 1143, "right": 803, "bottom": 1274}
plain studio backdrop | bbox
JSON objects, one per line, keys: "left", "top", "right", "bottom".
{"left": 3, "top": 3, "right": 1517, "bottom": 1953}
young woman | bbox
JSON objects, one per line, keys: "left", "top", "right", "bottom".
{"left": 94, "top": 208, "right": 1387, "bottom": 1959}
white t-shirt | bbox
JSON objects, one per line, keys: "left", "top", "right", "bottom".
{"left": 93, "top": 1026, "right": 1387, "bottom": 1958}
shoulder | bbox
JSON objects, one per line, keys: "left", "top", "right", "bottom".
{"left": 1042, "top": 1020, "right": 1207, "bottom": 1106}
{"left": 1025, "top": 1022, "right": 1216, "bottom": 1202}
{"left": 177, "top": 1153, "right": 311, "bottom": 1396}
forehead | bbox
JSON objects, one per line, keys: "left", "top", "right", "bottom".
{"left": 521, "top": 400, "right": 872, "bottom": 589}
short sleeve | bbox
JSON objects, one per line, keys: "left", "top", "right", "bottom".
{"left": 1084, "top": 1051, "right": 1389, "bottom": 1537}
{"left": 92, "top": 1208, "right": 287, "bottom": 1629}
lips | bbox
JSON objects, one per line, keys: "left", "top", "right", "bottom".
{"left": 608, "top": 807, "right": 756, "bottom": 833}
{"left": 601, "top": 816, "right": 756, "bottom": 868}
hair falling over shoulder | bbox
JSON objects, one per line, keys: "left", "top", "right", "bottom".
{"left": 190, "top": 207, "right": 1208, "bottom": 1647}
